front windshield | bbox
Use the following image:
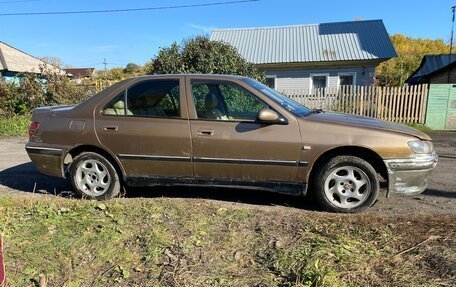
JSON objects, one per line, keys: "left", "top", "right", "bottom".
{"left": 242, "top": 78, "right": 310, "bottom": 117}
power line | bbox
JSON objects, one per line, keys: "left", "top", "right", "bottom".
{"left": 0, "top": 0, "right": 40, "bottom": 4}
{"left": 0, "top": 0, "right": 260, "bottom": 16}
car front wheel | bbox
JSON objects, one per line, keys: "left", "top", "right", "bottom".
{"left": 70, "top": 152, "right": 121, "bottom": 200}
{"left": 314, "top": 155, "right": 379, "bottom": 213}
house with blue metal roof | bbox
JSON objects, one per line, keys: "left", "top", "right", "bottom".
{"left": 210, "top": 19, "right": 397, "bottom": 92}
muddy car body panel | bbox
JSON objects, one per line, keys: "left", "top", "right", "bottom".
{"left": 25, "top": 74, "right": 438, "bottom": 211}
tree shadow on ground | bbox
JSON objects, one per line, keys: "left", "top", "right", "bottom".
{"left": 0, "top": 162, "right": 72, "bottom": 196}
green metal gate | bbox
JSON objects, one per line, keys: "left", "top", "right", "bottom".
{"left": 426, "top": 84, "right": 456, "bottom": 130}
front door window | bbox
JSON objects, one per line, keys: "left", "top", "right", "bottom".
{"left": 191, "top": 80, "right": 268, "bottom": 121}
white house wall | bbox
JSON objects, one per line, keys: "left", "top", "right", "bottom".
{"left": 265, "top": 66, "right": 376, "bottom": 91}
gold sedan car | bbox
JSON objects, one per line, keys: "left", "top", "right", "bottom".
{"left": 26, "top": 75, "right": 437, "bottom": 212}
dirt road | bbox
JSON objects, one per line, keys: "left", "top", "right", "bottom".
{"left": 0, "top": 132, "right": 454, "bottom": 214}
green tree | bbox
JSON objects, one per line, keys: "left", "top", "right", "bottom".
{"left": 377, "top": 34, "right": 450, "bottom": 85}
{"left": 145, "top": 36, "right": 264, "bottom": 81}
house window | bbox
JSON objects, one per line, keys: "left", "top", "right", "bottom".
{"left": 311, "top": 74, "right": 328, "bottom": 92}
{"left": 265, "top": 76, "right": 276, "bottom": 89}
{"left": 339, "top": 73, "right": 356, "bottom": 86}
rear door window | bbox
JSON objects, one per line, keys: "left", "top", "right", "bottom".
{"left": 102, "top": 79, "right": 180, "bottom": 118}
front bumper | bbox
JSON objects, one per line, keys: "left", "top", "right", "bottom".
{"left": 384, "top": 152, "right": 438, "bottom": 195}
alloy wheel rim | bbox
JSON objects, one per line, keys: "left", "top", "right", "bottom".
{"left": 75, "top": 159, "right": 111, "bottom": 196}
{"left": 324, "top": 166, "right": 371, "bottom": 209}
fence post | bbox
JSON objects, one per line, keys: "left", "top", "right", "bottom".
{"left": 419, "top": 84, "right": 429, "bottom": 124}
{"left": 370, "top": 85, "right": 375, "bottom": 117}
{"left": 341, "top": 86, "right": 348, "bottom": 113}
{"left": 411, "top": 84, "right": 417, "bottom": 123}
{"left": 393, "top": 87, "right": 399, "bottom": 122}
{"left": 377, "top": 86, "right": 382, "bottom": 119}
{"left": 407, "top": 85, "right": 412, "bottom": 123}
{"left": 359, "top": 86, "right": 364, "bottom": 116}
{"left": 387, "top": 86, "right": 392, "bottom": 121}
{"left": 352, "top": 86, "right": 356, "bottom": 114}
{"left": 401, "top": 86, "right": 406, "bottom": 122}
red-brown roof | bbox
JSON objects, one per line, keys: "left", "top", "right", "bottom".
{"left": 64, "top": 68, "right": 95, "bottom": 78}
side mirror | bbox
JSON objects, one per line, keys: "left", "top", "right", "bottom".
{"left": 257, "top": 109, "right": 288, "bottom": 125}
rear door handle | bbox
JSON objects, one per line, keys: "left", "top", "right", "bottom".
{"left": 103, "top": 126, "right": 118, "bottom": 132}
{"left": 197, "top": 129, "right": 214, "bottom": 136}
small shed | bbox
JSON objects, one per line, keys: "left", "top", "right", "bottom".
{"left": 408, "top": 55, "right": 456, "bottom": 130}
{"left": 64, "top": 67, "right": 95, "bottom": 84}
{"left": 406, "top": 54, "right": 456, "bottom": 84}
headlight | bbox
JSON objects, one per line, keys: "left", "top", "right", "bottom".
{"left": 408, "top": 140, "right": 434, "bottom": 154}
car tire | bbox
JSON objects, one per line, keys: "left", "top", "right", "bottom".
{"left": 70, "top": 152, "right": 121, "bottom": 200}
{"left": 313, "top": 155, "right": 379, "bottom": 213}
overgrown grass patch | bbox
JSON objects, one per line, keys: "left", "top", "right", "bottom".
{"left": 0, "top": 115, "right": 30, "bottom": 136}
{"left": 0, "top": 197, "right": 454, "bottom": 286}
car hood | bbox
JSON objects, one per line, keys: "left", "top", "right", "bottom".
{"left": 304, "top": 112, "right": 431, "bottom": 140}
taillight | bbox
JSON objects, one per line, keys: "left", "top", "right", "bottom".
{"left": 28, "top": 122, "right": 40, "bottom": 138}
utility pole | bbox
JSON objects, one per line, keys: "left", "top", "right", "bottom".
{"left": 102, "top": 58, "right": 108, "bottom": 86}
{"left": 449, "top": 6, "right": 456, "bottom": 83}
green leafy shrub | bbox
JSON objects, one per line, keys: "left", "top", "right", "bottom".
{"left": 0, "top": 114, "right": 30, "bottom": 136}
{"left": 0, "top": 65, "right": 94, "bottom": 118}
{"left": 145, "top": 36, "right": 265, "bottom": 82}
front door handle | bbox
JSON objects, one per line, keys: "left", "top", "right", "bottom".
{"left": 103, "top": 126, "right": 118, "bottom": 132}
{"left": 197, "top": 129, "right": 214, "bottom": 136}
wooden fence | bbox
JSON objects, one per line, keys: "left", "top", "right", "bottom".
{"left": 280, "top": 84, "right": 429, "bottom": 124}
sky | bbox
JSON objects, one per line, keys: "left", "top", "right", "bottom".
{"left": 0, "top": 0, "right": 454, "bottom": 70}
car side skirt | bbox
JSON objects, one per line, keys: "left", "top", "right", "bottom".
{"left": 125, "top": 176, "right": 308, "bottom": 196}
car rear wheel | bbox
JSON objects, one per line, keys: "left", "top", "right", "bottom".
{"left": 314, "top": 155, "right": 379, "bottom": 213}
{"left": 70, "top": 152, "right": 121, "bottom": 200}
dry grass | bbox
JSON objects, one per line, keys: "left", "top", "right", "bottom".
{"left": 0, "top": 196, "right": 454, "bottom": 286}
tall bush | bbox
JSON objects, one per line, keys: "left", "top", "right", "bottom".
{"left": 145, "top": 36, "right": 264, "bottom": 82}
{"left": 0, "top": 65, "right": 93, "bottom": 117}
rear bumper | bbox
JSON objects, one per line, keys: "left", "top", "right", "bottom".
{"left": 384, "top": 152, "right": 438, "bottom": 195}
{"left": 25, "top": 144, "right": 65, "bottom": 178}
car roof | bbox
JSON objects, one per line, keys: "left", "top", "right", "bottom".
{"left": 128, "top": 74, "right": 248, "bottom": 80}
